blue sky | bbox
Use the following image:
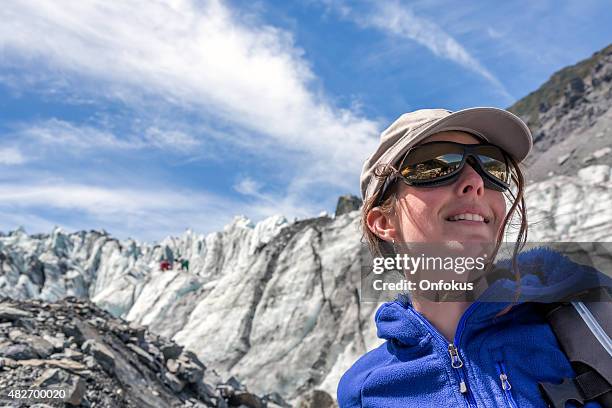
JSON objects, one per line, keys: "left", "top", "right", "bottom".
{"left": 0, "top": 0, "right": 610, "bottom": 241}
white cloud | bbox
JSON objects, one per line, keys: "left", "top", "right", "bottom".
{"left": 19, "top": 119, "right": 139, "bottom": 150}
{"left": 0, "top": 183, "right": 220, "bottom": 214}
{"left": 0, "top": 147, "right": 26, "bottom": 165}
{"left": 0, "top": 181, "right": 242, "bottom": 241}
{"left": 0, "top": 0, "right": 382, "bottom": 239}
{"left": 322, "top": 1, "right": 513, "bottom": 102}
{"left": 144, "top": 127, "right": 201, "bottom": 152}
{"left": 0, "top": 210, "right": 66, "bottom": 236}
{"left": 0, "top": 0, "right": 379, "bottom": 190}
{"left": 234, "top": 177, "right": 263, "bottom": 197}
{"left": 13, "top": 119, "right": 203, "bottom": 155}
{"left": 486, "top": 27, "right": 503, "bottom": 39}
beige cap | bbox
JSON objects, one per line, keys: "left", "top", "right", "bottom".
{"left": 360, "top": 107, "right": 533, "bottom": 201}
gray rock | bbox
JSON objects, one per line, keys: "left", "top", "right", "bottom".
{"left": 226, "top": 376, "right": 244, "bottom": 391}
{"left": 62, "top": 323, "right": 85, "bottom": 345}
{"left": 143, "top": 342, "right": 162, "bottom": 360}
{"left": 163, "top": 371, "right": 185, "bottom": 392}
{"left": 8, "top": 329, "right": 23, "bottom": 341}
{"left": 50, "top": 348, "right": 84, "bottom": 361}
{"left": 83, "top": 355, "right": 97, "bottom": 369}
{"left": 128, "top": 322, "right": 146, "bottom": 343}
{"left": 160, "top": 342, "right": 183, "bottom": 360}
{"left": 195, "top": 381, "right": 217, "bottom": 400}
{"left": 166, "top": 358, "right": 179, "bottom": 373}
{"left": 32, "top": 368, "right": 64, "bottom": 388}
{"left": 42, "top": 333, "right": 65, "bottom": 351}
{"left": 0, "top": 305, "right": 32, "bottom": 322}
{"left": 179, "top": 349, "right": 205, "bottom": 368}
{"left": 0, "top": 343, "right": 37, "bottom": 360}
{"left": 66, "top": 376, "right": 87, "bottom": 406}
{"left": 296, "top": 389, "right": 337, "bottom": 408}
{"left": 335, "top": 195, "right": 362, "bottom": 216}
{"left": 230, "top": 391, "right": 264, "bottom": 408}
{"left": 32, "top": 368, "right": 86, "bottom": 406}
{"left": 177, "top": 358, "right": 204, "bottom": 384}
{"left": 23, "top": 334, "right": 55, "bottom": 358}
{"left": 81, "top": 339, "right": 115, "bottom": 373}
{"left": 264, "top": 392, "right": 292, "bottom": 408}
{"left": 126, "top": 343, "right": 157, "bottom": 370}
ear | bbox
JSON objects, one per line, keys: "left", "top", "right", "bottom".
{"left": 366, "top": 207, "right": 398, "bottom": 242}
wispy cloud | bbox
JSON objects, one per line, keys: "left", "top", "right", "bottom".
{"left": 18, "top": 119, "right": 140, "bottom": 150}
{"left": 11, "top": 119, "right": 202, "bottom": 158}
{"left": 486, "top": 27, "right": 503, "bottom": 39}
{"left": 0, "top": 0, "right": 380, "bottom": 230}
{"left": 0, "top": 0, "right": 378, "bottom": 178}
{"left": 234, "top": 177, "right": 264, "bottom": 197}
{"left": 144, "top": 127, "right": 201, "bottom": 152}
{"left": 320, "top": 0, "right": 513, "bottom": 102}
{"left": 0, "top": 181, "right": 242, "bottom": 241}
{"left": 0, "top": 147, "right": 26, "bottom": 165}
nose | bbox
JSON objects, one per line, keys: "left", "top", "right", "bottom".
{"left": 454, "top": 158, "right": 485, "bottom": 197}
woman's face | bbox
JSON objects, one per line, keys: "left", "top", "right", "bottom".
{"left": 391, "top": 131, "right": 507, "bottom": 243}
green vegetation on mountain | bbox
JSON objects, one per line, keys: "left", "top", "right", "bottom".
{"left": 508, "top": 44, "right": 612, "bottom": 127}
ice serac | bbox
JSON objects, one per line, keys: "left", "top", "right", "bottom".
{"left": 525, "top": 165, "right": 612, "bottom": 241}
{"left": 1, "top": 170, "right": 611, "bottom": 400}
{"left": 171, "top": 212, "right": 380, "bottom": 398}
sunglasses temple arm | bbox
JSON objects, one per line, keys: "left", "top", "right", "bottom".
{"left": 376, "top": 173, "right": 398, "bottom": 205}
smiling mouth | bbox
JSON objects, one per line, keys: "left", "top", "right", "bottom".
{"left": 445, "top": 213, "right": 490, "bottom": 224}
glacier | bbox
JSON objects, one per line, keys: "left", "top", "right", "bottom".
{"left": 1, "top": 165, "right": 611, "bottom": 400}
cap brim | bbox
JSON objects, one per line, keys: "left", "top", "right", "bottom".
{"left": 415, "top": 107, "right": 533, "bottom": 162}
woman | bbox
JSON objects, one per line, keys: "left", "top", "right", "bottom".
{"left": 338, "top": 108, "right": 603, "bottom": 407}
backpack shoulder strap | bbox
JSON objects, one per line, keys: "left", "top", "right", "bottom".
{"left": 539, "top": 287, "right": 612, "bottom": 408}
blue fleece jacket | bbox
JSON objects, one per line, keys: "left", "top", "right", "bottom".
{"left": 338, "top": 248, "right": 610, "bottom": 407}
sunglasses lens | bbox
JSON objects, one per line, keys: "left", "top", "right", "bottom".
{"left": 475, "top": 146, "right": 509, "bottom": 184}
{"left": 400, "top": 143, "right": 463, "bottom": 181}
{"left": 399, "top": 142, "right": 511, "bottom": 187}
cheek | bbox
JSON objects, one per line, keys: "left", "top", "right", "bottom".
{"left": 396, "top": 190, "right": 446, "bottom": 238}
{"left": 489, "top": 192, "right": 507, "bottom": 226}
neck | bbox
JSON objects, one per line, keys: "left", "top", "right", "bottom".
{"left": 412, "top": 298, "right": 472, "bottom": 343}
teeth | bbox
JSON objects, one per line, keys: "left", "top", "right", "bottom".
{"left": 449, "top": 213, "right": 485, "bottom": 222}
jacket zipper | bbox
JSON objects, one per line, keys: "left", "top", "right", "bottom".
{"left": 495, "top": 361, "right": 519, "bottom": 408}
{"left": 407, "top": 303, "right": 480, "bottom": 408}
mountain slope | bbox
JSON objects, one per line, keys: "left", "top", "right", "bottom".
{"left": 509, "top": 43, "right": 612, "bottom": 181}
